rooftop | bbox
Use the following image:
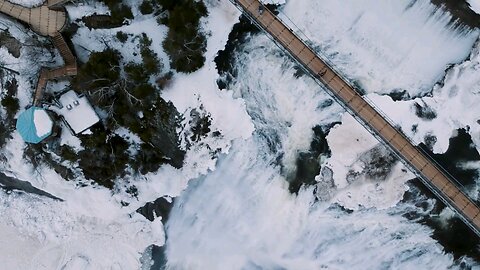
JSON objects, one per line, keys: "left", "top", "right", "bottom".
{"left": 52, "top": 90, "right": 100, "bottom": 134}
{"left": 16, "top": 107, "right": 53, "bottom": 144}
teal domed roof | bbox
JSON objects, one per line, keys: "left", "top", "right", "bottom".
{"left": 16, "top": 107, "right": 53, "bottom": 144}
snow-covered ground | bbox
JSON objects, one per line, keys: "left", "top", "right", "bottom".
{"left": 0, "top": 190, "right": 163, "bottom": 269}
{"left": 325, "top": 113, "right": 414, "bottom": 210}
{"left": 363, "top": 38, "right": 480, "bottom": 156}
{"left": 7, "top": 0, "right": 43, "bottom": 8}
{"left": 0, "top": 2, "right": 170, "bottom": 269}
{"left": 0, "top": 0, "right": 252, "bottom": 268}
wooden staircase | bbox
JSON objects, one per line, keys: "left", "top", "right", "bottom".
{"left": 52, "top": 32, "right": 76, "bottom": 65}
{"left": 33, "top": 32, "right": 77, "bottom": 106}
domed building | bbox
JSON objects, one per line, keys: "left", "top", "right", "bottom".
{"left": 16, "top": 107, "right": 54, "bottom": 144}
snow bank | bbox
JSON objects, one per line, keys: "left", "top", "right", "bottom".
{"left": 0, "top": 191, "right": 163, "bottom": 269}
{"left": 325, "top": 113, "right": 413, "bottom": 210}
{"left": 0, "top": 222, "right": 43, "bottom": 269}
{"left": 0, "top": 131, "right": 164, "bottom": 269}
{"left": 7, "top": 0, "right": 43, "bottom": 7}
{"left": 359, "top": 39, "right": 480, "bottom": 157}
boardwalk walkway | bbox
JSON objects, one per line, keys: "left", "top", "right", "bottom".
{"left": 33, "top": 32, "right": 77, "bottom": 106}
{"left": 230, "top": 0, "right": 480, "bottom": 236}
{"left": 0, "top": 0, "right": 66, "bottom": 36}
{"left": 0, "top": 0, "right": 77, "bottom": 105}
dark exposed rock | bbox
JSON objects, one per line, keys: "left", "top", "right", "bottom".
{"left": 214, "top": 14, "right": 260, "bottom": 89}
{"left": 360, "top": 144, "right": 398, "bottom": 181}
{"left": 0, "top": 172, "right": 62, "bottom": 200}
{"left": 319, "top": 98, "right": 334, "bottom": 109}
{"left": 137, "top": 196, "right": 174, "bottom": 222}
{"left": 411, "top": 124, "right": 418, "bottom": 134}
{"left": 423, "top": 133, "right": 437, "bottom": 151}
{"left": 0, "top": 30, "right": 21, "bottom": 58}
{"left": 430, "top": 0, "right": 480, "bottom": 28}
{"left": 387, "top": 89, "right": 411, "bottom": 101}
{"left": 414, "top": 101, "right": 437, "bottom": 120}
{"left": 418, "top": 128, "right": 480, "bottom": 187}
{"left": 82, "top": 14, "right": 127, "bottom": 29}
{"left": 83, "top": 2, "right": 133, "bottom": 29}
{"left": 214, "top": 4, "right": 281, "bottom": 89}
{"left": 289, "top": 125, "right": 330, "bottom": 194}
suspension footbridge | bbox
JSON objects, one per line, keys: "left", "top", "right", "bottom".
{"left": 229, "top": 0, "right": 480, "bottom": 237}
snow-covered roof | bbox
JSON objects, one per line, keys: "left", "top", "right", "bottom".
{"left": 34, "top": 109, "right": 53, "bottom": 137}
{"left": 16, "top": 107, "right": 53, "bottom": 144}
{"left": 56, "top": 90, "right": 100, "bottom": 134}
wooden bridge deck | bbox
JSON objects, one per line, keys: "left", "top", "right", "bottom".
{"left": 33, "top": 32, "right": 77, "bottom": 106}
{"left": 0, "top": 0, "right": 66, "bottom": 36}
{"left": 0, "top": 1, "right": 76, "bottom": 105}
{"left": 230, "top": 0, "right": 480, "bottom": 236}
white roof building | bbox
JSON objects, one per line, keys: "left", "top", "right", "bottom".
{"left": 54, "top": 90, "right": 100, "bottom": 134}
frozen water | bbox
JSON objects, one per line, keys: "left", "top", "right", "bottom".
{"left": 163, "top": 0, "right": 480, "bottom": 268}
{"left": 282, "top": 0, "right": 479, "bottom": 96}
{"left": 165, "top": 140, "right": 453, "bottom": 269}
{"left": 468, "top": 0, "right": 480, "bottom": 14}
{"left": 363, "top": 39, "right": 480, "bottom": 156}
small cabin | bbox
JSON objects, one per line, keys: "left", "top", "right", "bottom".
{"left": 53, "top": 90, "right": 100, "bottom": 135}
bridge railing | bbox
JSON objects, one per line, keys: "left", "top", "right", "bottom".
{"left": 228, "top": 0, "right": 480, "bottom": 218}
